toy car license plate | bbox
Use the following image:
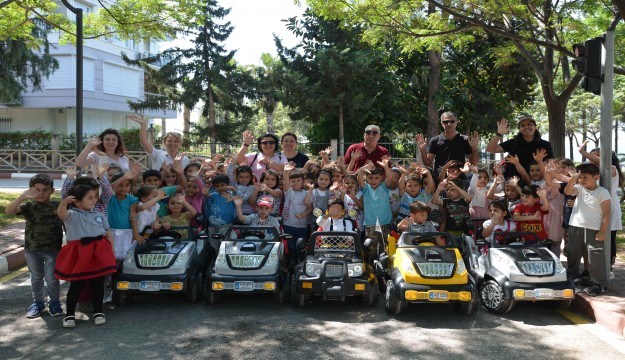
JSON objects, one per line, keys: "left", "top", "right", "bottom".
{"left": 429, "top": 291, "right": 449, "bottom": 301}
{"left": 234, "top": 281, "right": 254, "bottom": 292}
{"left": 534, "top": 289, "right": 554, "bottom": 299}
{"left": 140, "top": 281, "right": 161, "bottom": 291}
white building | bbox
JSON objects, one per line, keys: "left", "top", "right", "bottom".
{"left": 0, "top": 0, "right": 176, "bottom": 135}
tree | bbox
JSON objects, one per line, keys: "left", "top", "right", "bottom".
{"left": 306, "top": 0, "right": 624, "bottom": 157}
{"left": 0, "top": 19, "right": 57, "bottom": 104}
{"left": 252, "top": 53, "right": 283, "bottom": 134}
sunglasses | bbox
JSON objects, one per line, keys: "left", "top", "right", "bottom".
{"left": 442, "top": 120, "right": 456, "bottom": 125}
{"left": 364, "top": 130, "right": 379, "bottom": 135}
{"left": 261, "top": 141, "right": 275, "bottom": 145}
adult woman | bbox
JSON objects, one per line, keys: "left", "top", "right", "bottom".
{"left": 75, "top": 129, "right": 129, "bottom": 175}
{"left": 129, "top": 115, "right": 189, "bottom": 171}
{"left": 486, "top": 115, "right": 553, "bottom": 182}
{"left": 236, "top": 130, "right": 287, "bottom": 180}
{"left": 280, "top": 132, "right": 309, "bottom": 168}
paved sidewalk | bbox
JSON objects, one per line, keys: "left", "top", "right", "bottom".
{"left": 0, "top": 222, "right": 27, "bottom": 275}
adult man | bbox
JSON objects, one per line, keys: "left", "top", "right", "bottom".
{"left": 344, "top": 125, "right": 390, "bottom": 171}
{"left": 416, "top": 112, "right": 479, "bottom": 178}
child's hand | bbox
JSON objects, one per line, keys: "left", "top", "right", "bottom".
{"left": 242, "top": 130, "right": 255, "bottom": 146}
{"left": 533, "top": 211, "right": 542, "bottom": 220}
{"left": 61, "top": 195, "right": 76, "bottom": 206}
{"left": 578, "top": 139, "right": 589, "bottom": 154}
{"left": 158, "top": 190, "right": 167, "bottom": 200}
{"left": 233, "top": 196, "right": 243, "bottom": 206}
{"left": 376, "top": 156, "right": 391, "bottom": 169}
{"left": 284, "top": 164, "right": 295, "bottom": 172}
{"left": 496, "top": 174, "right": 505, "bottom": 184}
{"left": 361, "top": 160, "right": 375, "bottom": 173}
{"left": 21, "top": 188, "right": 38, "bottom": 200}
{"left": 438, "top": 179, "right": 448, "bottom": 190}
{"left": 536, "top": 187, "right": 547, "bottom": 198}
{"left": 337, "top": 156, "right": 345, "bottom": 168}
{"left": 505, "top": 155, "right": 520, "bottom": 166}
{"left": 460, "top": 162, "right": 471, "bottom": 174}
{"left": 127, "top": 162, "right": 142, "bottom": 179}
{"left": 469, "top": 164, "right": 478, "bottom": 174}
{"left": 491, "top": 212, "right": 502, "bottom": 223}
{"left": 134, "top": 234, "right": 146, "bottom": 245}
{"left": 351, "top": 149, "right": 363, "bottom": 162}
{"left": 222, "top": 192, "right": 234, "bottom": 202}
{"left": 65, "top": 166, "right": 80, "bottom": 179}
{"left": 509, "top": 176, "right": 520, "bottom": 186}
{"left": 569, "top": 170, "right": 581, "bottom": 179}
{"left": 96, "top": 164, "right": 109, "bottom": 179}
{"left": 258, "top": 183, "right": 268, "bottom": 192}
{"left": 397, "top": 217, "right": 410, "bottom": 231}
{"left": 533, "top": 148, "right": 547, "bottom": 162}
{"left": 319, "top": 146, "right": 333, "bottom": 158}
{"left": 172, "top": 154, "right": 185, "bottom": 172}
{"left": 497, "top": 118, "right": 510, "bottom": 135}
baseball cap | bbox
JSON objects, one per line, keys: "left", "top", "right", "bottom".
{"left": 257, "top": 196, "right": 274, "bottom": 208}
{"left": 517, "top": 115, "right": 536, "bottom": 127}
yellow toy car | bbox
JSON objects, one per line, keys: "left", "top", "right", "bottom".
{"left": 384, "top": 231, "right": 478, "bottom": 315}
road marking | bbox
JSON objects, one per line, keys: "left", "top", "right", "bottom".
{"left": 556, "top": 308, "right": 625, "bottom": 354}
{"left": 0, "top": 266, "right": 28, "bottom": 284}
{"left": 556, "top": 308, "right": 592, "bottom": 325}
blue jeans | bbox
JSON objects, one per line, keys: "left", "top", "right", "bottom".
{"left": 25, "top": 250, "right": 60, "bottom": 303}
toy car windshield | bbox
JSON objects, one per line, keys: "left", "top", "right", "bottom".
{"left": 492, "top": 231, "right": 542, "bottom": 247}
{"left": 397, "top": 232, "right": 455, "bottom": 247}
{"left": 225, "top": 226, "right": 281, "bottom": 241}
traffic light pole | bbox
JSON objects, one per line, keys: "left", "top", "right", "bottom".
{"left": 600, "top": 29, "right": 614, "bottom": 288}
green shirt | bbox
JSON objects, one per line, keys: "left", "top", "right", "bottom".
{"left": 19, "top": 201, "right": 64, "bottom": 251}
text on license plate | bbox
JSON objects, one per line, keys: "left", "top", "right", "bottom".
{"left": 140, "top": 281, "right": 161, "bottom": 291}
{"left": 534, "top": 289, "right": 554, "bottom": 299}
{"left": 429, "top": 291, "right": 449, "bottom": 301}
{"left": 234, "top": 281, "right": 254, "bottom": 291}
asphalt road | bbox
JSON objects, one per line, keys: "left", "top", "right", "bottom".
{"left": 1, "top": 270, "right": 624, "bottom": 360}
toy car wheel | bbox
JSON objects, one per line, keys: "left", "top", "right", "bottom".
{"left": 186, "top": 275, "right": 202, "bottom": 303}
{"left": 455, "top": 293, "right": 478, "bottom": 315}
{"left": 360, "top": 281, "right": 380, "bottom": 306}
{"left": 207, "top": 289, "right": 222, "bottom": 305}
{"left": 113, "top": 290, "right": 131, "bottom": 306}
{"left": 374, "top": 262, "right": 387, "bottom": 292}
{"left": 480, "top": 280, "right": 514, "bottom": 314}
{"left": 290, "top": 274, "right": 309, "bottom": 308}
{"left": 275, "top": 272, "right": 291, "bottom": 304}
{"left": 384, "top": 280, "right": 406, "bottom": 315}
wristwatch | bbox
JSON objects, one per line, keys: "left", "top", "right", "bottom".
{"left": 496, "top": 133, "right": 504, "bottom": 137}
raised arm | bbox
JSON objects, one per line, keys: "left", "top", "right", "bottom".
{"left": 415, "top": 134, "right": 433, "bottom": 167}
{"left": 505, "top": 155, "right": 531, "bottom": 184}
{"left": 236, "top": 130, "right": 255, "bottom": 166}
{"left": 57, "top": 196, "right": 74, "bottom": 221}
{"left": 468, "top": 132, "right": 479, "bottom": 165}
{"left": 233, "top": 196, "right": 248, "bottom": 223}
{"left": 128, "top": 114, "right": 154, "bottom": 154}
{"left": 487, "top": 174, "right": 504, "bottom": 200}
{"left": 75, "top": 137, "right": 101, "bottom": 169}
{"left": 486, "top": 119, "right": 509, "bottom": 153}
{"left": 432, "top": 180, "right": 446, "bottom": 206}
{"left": 283, "top": 164, "right": 295, "bottom": 191}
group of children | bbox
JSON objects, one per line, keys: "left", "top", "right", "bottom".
{"left": 6, "top": 132, "right": 621, "bottom": 328}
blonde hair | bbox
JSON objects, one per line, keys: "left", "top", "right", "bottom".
{"left": 162, "top": 132, "right": 182, "bottom": 145}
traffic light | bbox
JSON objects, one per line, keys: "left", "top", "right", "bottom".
{"left": 572, "top": 38, "right": 602, "bottom": 95}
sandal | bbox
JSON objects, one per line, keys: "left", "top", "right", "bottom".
{"left": 93, "top": 313, "right": 106, "bottom": 326}
{"left": 63, "top": 316, "right": 76, "bottom": 328}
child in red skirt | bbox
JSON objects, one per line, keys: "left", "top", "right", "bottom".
{"left": 55, "top": 184, "right": 116, "bottom": 328}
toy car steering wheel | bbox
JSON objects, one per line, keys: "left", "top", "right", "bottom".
{"left": 240, "top": 230, "right": 265, "bottom": 239}
{"left": 412, "top": 237, "right": 437, "bottom": 245}
{"left": 151, "top": 230, "right": 182, "bottom": 239}
{"left": 499, "top": 236, "right": 523, "bottom": 246}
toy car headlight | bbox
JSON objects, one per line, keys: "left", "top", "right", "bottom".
{"left": 174, "top": 243, "right": 195, "bottom": 266}
{"left": 266, "top": 245, "right": 279, "bottom": 266}
{"left": 456, "top": 258, "right": 466, "bottom": 274}
{"left": 124, "top": 249, "right": 134, "bottom": 263}
{"left": 348, "top": 264, "right": 363, "bottom": 277}
{"left": 305, "top": 263, "right": 321, "bottom": 277}
{"left": 548, "top": 252, "right": 565, "bottom": 273}
{"left": 492, "top": 251, "right": 518, "bottom": 272}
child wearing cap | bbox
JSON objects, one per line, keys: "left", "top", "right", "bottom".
{"left": 234, "top": 195, "right": 281, "bottom": 232}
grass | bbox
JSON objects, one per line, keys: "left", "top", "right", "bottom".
{"left": 0, "top": 192, "right": 61, "bottom": 228}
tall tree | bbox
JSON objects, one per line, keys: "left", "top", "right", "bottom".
{"left": 0, "top": 19, "right": 57, "bottom": 104}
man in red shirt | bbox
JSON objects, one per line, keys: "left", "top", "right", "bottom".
{"left": 344, "top": 125, "right": 390, "bottom": 171}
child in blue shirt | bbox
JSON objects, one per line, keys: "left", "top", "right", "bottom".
{"left": 203, "top": 174, "right": 237, "bottom": 235}
{"left": 357, "top": 157, "right": 393, "bottom": 251}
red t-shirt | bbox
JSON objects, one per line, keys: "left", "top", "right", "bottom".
{"left": 344, "top": 143, "right": 390, "bottom": 171}
{"left": 512, "top": 202, "right": 549, "bottom": 240}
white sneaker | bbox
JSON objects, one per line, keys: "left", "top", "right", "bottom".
{"left": 63, "top": 316, "right": 76, "bottom": 328}
{"left": 610, "top": 271, "right": 615, "bottom": 280}
{"left": 93, "top": 313, "right": 106, "bottom": 325}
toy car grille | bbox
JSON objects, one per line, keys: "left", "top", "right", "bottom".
{"left": 415, "top": 263, "right": 454, "bottom": 277}
{"left": 229, "top": 255, "right": 265, "bottom": 268}
{"left": 138, "top": 254, "right": 174, "bottom": 267}
{"left": 325, "top": 264, "right": 344, "bottom": 278}
{"left": 518, "top": 261, "right": 553, "bottom": 275}
{"left": 314, "top": 235, "right": 355, "bottom": 251}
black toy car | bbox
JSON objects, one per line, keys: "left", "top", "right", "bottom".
{"left": 203, "top": 226, "right": 291, "bottom": 304}
{"left": 291, "top": 231, "right": 379, "bottom": 307}
{"left": 115, "top": 226, "right": 208, "bottom": 304}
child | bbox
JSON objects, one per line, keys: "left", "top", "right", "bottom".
{"left": 184, "top": 162, "right": 202, "bottom": 179}
{"left": 5, "top": 174, "right": 64, "bottom": 318}
{"left": 397, "top": 167, "right": 435, "bottom": 220}
{"left": 282, "top": 165, "right": 312, "bottom": 251}
{"left": 388, "top": 168, "right": 402, "bottom": 219}
{"left": 185, "top": 176, "right": 204, "bottom": 226}
{"left": 154, "top": 195, "right": 197, "bottom": 239}
{"left": 143, "top": 158, "right": 187, "bottom": 219}
{"left": 61, "top": 165, "right": 113, "bottom": 214}
{"left": 248, "top": 169, "right": 283, "bottom": 216}
{"left": 203, "top": 174, "right": 237, "bottom": 235}
{"left": 316, "top": 199, "right": 355, "bottom": 232}
{"left": 397, "top": 201, "right": 437, "bottom": 233}
{"left": 107, "top": 170, "right": 139, "bottom": 260}
{"left": 227, "top": 164, "right": 255, "bottom": 215}
{"left": 341, "top": 174, "right": 364, "bottom": 232}
{"left": 511, "top": 184, "right": 549, "bottom": 241}
{"left": 482, "top": 200, "right": 517, "bottom": 243}
{"left": 432, "top": 178, "right": 472, "bottom": 238}
{"left": 357, "top": 158, "right": 393, "bottom": 250}
{"left": 467, "top": 165, "right": 490, "bottom": 218}
{"left": 131, "top": 185, "right": 166, "bottom": 240}
{"left": 234, "top": 196, "right": 281, "bottom": 232}
{"left": 565, "top": 163, "right": 611, "bottom": 296}
{"left": 309, "top": 169, "right": 333, "bottom": 225}
{"left": 55, "top": 183, "right": 116, "bottom": 328}
{"left": 487, "top": 174, "right": 522, "bottom": 213}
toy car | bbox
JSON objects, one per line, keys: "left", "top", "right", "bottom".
{"left": 464, "top": 231, "right": 575, "bottom": 313}
{"left": 203, "top": 226, "right": 291, "bottom": 304}
{"left": 291, "top": 231, "right": 379, "bottom": 307}
{"left": 115, "top": 226, "right": 208, "bottom": 304}
{"left": 384, "top": 231, "right": 478, "bottom": 315}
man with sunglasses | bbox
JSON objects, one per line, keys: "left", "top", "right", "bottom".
{"left": 344, "top": 125, "right": 390, "bottom": 171}
{"left": 416, "top": 112, "right": 479, "bottom": 178}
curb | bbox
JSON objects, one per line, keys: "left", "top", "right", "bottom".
{"left": 0, "top": 172, "right": 66, "bottom": 180}
{"left": 0, "top": 247, "right": 26, "bottom": 277}
{"left": 572, "top": 291, "right": 625, "bottom": 336}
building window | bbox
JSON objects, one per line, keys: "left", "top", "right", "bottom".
{"left": 45, "top": 56, "right": 95, "bottom": 91}
{"left": 103, "top": 63, "right": 140, "bottom": 98}
{"left": 0, "top": 115, "right": 11, "bottom": 132}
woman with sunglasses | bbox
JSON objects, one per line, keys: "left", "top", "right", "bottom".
{"left": 344, "top": 124, "right": 390, "bottom": 171}
{"left": 236, "top": 130, "right": 287, "bottom": 180}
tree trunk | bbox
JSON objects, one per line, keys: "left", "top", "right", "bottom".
{"left": 338, "top": 102, "right": 345, "bottom": 155}
{"left": 266, "top": 109, "right": 275, "bottom": 134}
{"left": 543, "top": 95, "right": 567, "bottom": 158}
{"left": 183, "top": 104, "right": 191, "bottom": 148}
{"left": 426, "top": 3, "right": 441, "bottom": 139}
{"left": 568, "top": 133, "right": 574, "bottom": 160}
{"left": 208, "top": 89, "right": 217, "bottom": 155}
{"left": 615, "top": 116, "right": 619, "bottom": 154}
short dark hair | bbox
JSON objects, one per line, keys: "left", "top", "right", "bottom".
{"left": 447, "top": 161, "right": 462, "bottom": 170}
{"left": 143, "top": 169, "right": 161, "bottom": 181}
{"left": 136, "top": 185, "right": 157, "bottom": 199}
{"left": 67, "top": 183, "right": 96, "bottom": 201}
{"left": 409, "top": 201, "right": 431, "bottom": 214}
{"left": 521, "top": 184, "right": 540, "bottom": 198}
{"left": 74, "top": 176, "right": 99, "bottom": 190}
{"left": 184, "top": 162, "right": 201, "bottom": 174}
{"left": 367, "top": 167, "right": 385, "bottom": 176}
{"left": 328, "top": 198, "right": 345, "bottom": 209}
{"left": 212, "top": 174, "right": 230, "bottom": 186}
{"left": 29, "top": 174, "right": 53, "bottom": 188}
{"left": 111, "top": 172, "right": 126, "bottom": 183}
{"left": 289, "top": 170, "right": 305, "bottom": 180}
{"left": 576, "top": 162, "right": 600, "bottom": 176}
{"left": 448, "top": 178, "right": 465, "bottom": 190}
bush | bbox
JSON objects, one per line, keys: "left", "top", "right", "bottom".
{"left": 0, "top": 129, "right": 145, "bottom": 152}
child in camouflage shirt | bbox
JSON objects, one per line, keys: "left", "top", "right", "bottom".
{"left": 5, "top": 174, "right": 64, "bottom": 318}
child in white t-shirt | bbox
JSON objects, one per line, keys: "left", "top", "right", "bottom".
{"left": 482, "top": 199, "right": 516, "bottom": 243}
